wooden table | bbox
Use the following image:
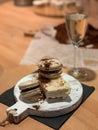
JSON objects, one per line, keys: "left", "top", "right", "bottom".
{"left": 0, "top": 1, "right": 98, "bottom": 130}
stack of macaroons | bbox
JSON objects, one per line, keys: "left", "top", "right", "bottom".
{"left": 38, "top": 57, "right": 63, "bottom": 79}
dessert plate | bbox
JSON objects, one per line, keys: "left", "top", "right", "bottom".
{"left": 7, "top": 72, "right": 83, "bottom": 124}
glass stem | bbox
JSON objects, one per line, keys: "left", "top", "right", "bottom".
{"left": 74, "top": 45, "right": 78, "bottom": 70}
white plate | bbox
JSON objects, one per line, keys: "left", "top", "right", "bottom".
{"left": 7, "top": 72, "right": 83, "bottom": 123}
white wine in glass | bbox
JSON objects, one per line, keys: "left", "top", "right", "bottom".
{"left": 65, "top": 13, "right": 88, "bottom": 81}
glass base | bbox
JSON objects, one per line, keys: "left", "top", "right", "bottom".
{"left": 68, "top": 68, "right": 96, "bottom": 82}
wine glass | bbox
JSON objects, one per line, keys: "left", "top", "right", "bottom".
{"left": 65, "top": 13, "right": 88, "bottom": 81}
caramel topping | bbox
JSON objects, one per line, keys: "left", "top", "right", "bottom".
{"left": 32, "top": 105, "right": 40, "bottom": 110}
{"left": 44, "top": 60, "right": 51, "bottom": 68}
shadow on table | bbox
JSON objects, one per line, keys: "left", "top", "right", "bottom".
{"left": 67, "top": 68, "right": 97, "bottom": 82}
{"left": 84, "top": 68, "right": 97, "bottom": 81}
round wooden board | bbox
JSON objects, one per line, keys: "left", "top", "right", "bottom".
{"left": 7, "top": 72, "right": 83, "bottom": 123}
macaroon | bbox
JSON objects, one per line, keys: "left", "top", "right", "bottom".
{"left": 38, "top": 57, "right": 62, "bottom": 79}
{"left": 19, "top": 77, "right": 43, "bottom": 103}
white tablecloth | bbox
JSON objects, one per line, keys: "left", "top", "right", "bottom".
{"left": 20, "top": 27, "right": 98, "bottom": 70}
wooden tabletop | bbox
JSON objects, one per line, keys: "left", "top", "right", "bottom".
{"left": 0, "top": 1, "right": 98, "bottom": 130}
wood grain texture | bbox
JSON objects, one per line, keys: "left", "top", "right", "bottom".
{"left": 0, "top": 1, "right": 98, "bottom": 130}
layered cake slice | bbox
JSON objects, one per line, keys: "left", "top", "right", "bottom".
{"left": 40, "top": 76, "right": 71, "bottom": 103}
